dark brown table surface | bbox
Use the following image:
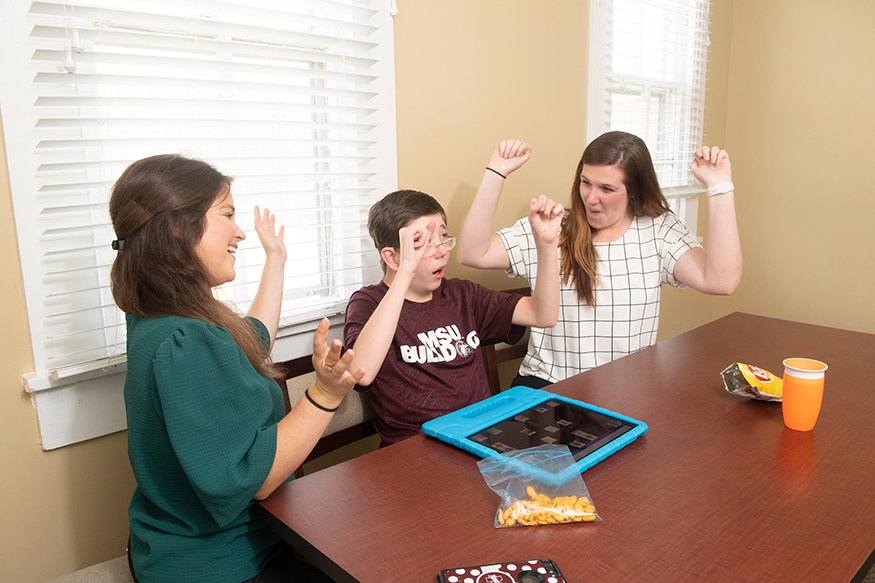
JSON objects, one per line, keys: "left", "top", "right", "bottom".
{"left": 257, "top": 312, "right": 875, "bottom": 582}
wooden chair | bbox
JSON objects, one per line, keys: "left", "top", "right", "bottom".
{"left": 481, "top": 330, "right": 530, "bottom": 395}
{"left": 274, "top": 355, "right": 376, "bottom": 478}
{"left": 480, "top": 287, "right": 532, "bottom": 395}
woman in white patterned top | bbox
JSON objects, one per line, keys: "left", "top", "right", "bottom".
{"left": 459, "top": 132, "right": 742, "bottom": 386}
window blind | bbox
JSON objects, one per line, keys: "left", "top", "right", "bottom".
{"left": 1, "top": 0, "right": 396, "bottom": 389}
{"left": 589, "top": 0, "right": 711, "bottom": 199}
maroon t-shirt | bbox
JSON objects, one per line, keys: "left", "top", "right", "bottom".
{"left": 344, "top": 278, "right": 525, "bottom": 445}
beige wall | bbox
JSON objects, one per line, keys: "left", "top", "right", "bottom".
{"left": 5, "top": 0, "right": 872, "bottom": 580}
{"left": 0, "top": 120, "right": 137, "bottom": 580}
{"left": 394, "top": 1, "right": 591, "bottom": 293}
{"left": 658, "top": 0, "right": 736, "bottom": 340}
{"left": 714, "top": 0, "right": 875, "bottom": 334}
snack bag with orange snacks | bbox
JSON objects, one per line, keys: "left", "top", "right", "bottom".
{"left": 477, "top": 444, "right": 600, "bottom": 528}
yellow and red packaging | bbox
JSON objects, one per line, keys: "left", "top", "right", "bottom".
{"left": 721, "top": 363, "right": 783, "bottom": 401}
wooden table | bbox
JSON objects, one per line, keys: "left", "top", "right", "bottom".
{"left": 257, "top": 313, "right": 875, "bottom": 582}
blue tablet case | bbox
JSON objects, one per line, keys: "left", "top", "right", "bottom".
{"left": 422, "top": 386, "right": 647, "bottom": 484}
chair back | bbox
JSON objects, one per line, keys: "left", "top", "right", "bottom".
{"left": 274, "top": 355, "right": 376, "bottom": 477}
{"left": 480, "top": 287, "right": 532, "bottom": 395}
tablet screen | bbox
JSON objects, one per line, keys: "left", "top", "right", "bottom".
{"left": 466, "top": 398, "right": 636, "bottom": 461}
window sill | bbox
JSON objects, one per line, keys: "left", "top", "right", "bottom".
{"left": 22, "top": 313, "right": 347, "bottom": 450}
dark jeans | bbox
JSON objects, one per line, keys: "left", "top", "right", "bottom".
{"left": 128, "top": 539, "right": 333, "bottom": 583}
{"left": 242, "top": 544, "right": 334, "bottom": 583}
{"left": 511, "top": 373, "right": 554, "bottom": 389}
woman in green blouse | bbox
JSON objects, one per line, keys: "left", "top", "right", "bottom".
{"left": 110, "top": 154, "right": 364, "bottom": 583}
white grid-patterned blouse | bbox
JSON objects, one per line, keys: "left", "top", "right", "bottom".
{"left": 497, "top": 212, "right": 701, "bottom": 382}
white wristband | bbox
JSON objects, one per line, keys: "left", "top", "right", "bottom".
{"left": 706, "top": 182, "right": 734, "bottom": 197}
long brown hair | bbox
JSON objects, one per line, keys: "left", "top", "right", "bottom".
{"left": 109, "top": 154, "right": 280, "bottom": 378}
{"left": 559, "top": 131, "right": 671, "bottom": 305}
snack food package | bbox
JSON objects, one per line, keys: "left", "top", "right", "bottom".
{"left": 477, "top": 444, "right": 600, "bottom": 528}
{"left": 721, "top": 363, "right": 783, "bottom": 401}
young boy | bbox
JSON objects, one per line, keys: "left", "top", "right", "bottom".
{"left": 344, "top": 143, "right": 562, "bottom": 445}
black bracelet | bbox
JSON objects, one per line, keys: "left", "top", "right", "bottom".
{"left": 486, "top": 167, "right": 506, "bottom": 179}
{"left": 305, "top": 388, "right": 339, "bottom": 412}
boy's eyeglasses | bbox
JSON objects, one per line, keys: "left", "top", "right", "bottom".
{"left": 433, "top": 237, "right": 457, "bottom": 251}
{"left": 424, "top": 236, "right": 457, "bottom": 256}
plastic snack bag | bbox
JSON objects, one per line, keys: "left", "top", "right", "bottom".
{"left": 721, "top": 362, "right": 783, "bottom": 401}
{"left": 477, "top": 445, "right": 600, "bottom": 528}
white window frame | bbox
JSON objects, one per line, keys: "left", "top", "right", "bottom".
{"left": 588, "top": 0, "right": 711, "bottom": 235}
{"left": 2, "top": 0, "right": 397, "bottom": 449}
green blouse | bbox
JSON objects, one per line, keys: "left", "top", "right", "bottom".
{"left": 124, "top": 314, "right": 286, "bottom": 583}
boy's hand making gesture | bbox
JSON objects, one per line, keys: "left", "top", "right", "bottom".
{"left": 396, "top": 219, "right": 435, "bottom": 279}
{"left": 345, "top": 217, "right": 442, "bottom": 386}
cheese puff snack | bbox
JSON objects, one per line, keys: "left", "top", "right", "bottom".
{"left": 477, "top": 444, "right": 601, "bottom": 528}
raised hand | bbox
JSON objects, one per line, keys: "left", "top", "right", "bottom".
{"left": 253, "top": 205, "right": 287, "bottom": 262}
{"left": 396, "top": 219, "right": 435, "bottom": 275}
{"left": 487, "top": 139, "right": 531, "bottom": 178}
{"left": 528, "top": 195, "right": 564, "bottom": 246}
{"left": 691, "top": 146, "right": 732, "bottom": 189}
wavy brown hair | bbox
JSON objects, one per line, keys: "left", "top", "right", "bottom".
{"left": 559, "top": 131, "right": 671, "bottom": 305}
{"left": 109, "top": 154, "right": 280, "bottom": 378}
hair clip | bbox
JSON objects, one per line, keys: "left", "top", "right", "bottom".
{"left": 111, "top": 239, "right": 126, "bottom": 251}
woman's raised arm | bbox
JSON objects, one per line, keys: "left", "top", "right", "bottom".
{"left": 246, "top": 206, "right": 287, "bottom": 349}
{"left": 673, "top": 147, "right": 743, "bottom": 295}
{"left": 459, "top": 140, "right": 531, "bottom": 270}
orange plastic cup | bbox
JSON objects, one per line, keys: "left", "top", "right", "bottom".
{"left": 781, "top": 358, "right": 828, "bottom": 431}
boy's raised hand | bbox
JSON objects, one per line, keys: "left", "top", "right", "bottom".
{"left": 487, "top": 139, "right": 531, "bottom": 178}
{"left": 396, "top": 219, "right": 435, "bottom": 276}
{"left": 528, "top": 195, "right": 564, "bottom": 246}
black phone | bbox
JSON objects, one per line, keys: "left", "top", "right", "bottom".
{"left": 437, "top": 559, "right": 564, "bottom": 583}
